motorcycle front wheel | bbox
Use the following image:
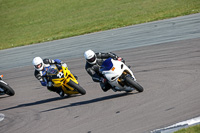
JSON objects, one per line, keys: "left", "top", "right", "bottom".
{"left": 125, "top": 76, "right": 144, "bottom": 92}
{"left": 67, "top": 80, "right": 86, "bottom": 95}
{"left": 0, "top": 82, "right": 15, "bottom": 96}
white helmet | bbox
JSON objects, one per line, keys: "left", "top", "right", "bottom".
{"left": 32, "top": 57, "right": 44, "bottom": 71}
{"left": 84, "top": 50, "right": 96, "bottom": 64}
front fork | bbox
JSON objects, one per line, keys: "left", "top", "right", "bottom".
{"left": 0, "top": 81, "right": 6, "bottom": 94}
{"left": 0, "top": 87, "right": 4, "bottom": 92}
{"left": 118, "top": 71, "right": 134, "bottom": 86}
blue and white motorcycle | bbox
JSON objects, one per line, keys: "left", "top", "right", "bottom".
{"left": 100, "top": 58, "right": 144, "bottom": 93}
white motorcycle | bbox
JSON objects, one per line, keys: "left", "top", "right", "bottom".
{"left": 0, "top": 75, "right": 15, "bottom": 96}
{"left": 100, "top": 58, "right": 143, "bottom": 93}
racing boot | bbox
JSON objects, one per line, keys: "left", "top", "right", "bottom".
{"left": 100, "top": 82, "right": 111, "bottom": 92}
{"left": 56, "top": 88, "right": 64, "bottom": 98}
{"left": 48, "top": 86, "right": 64, "bottom": 97}
{"left": 58, "top": 90, "right": 64, "bottom": 97}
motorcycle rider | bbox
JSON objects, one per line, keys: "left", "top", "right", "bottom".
{"left": 32, "top": 57, "right": 67, "bottom": 97}
{"left": 84, "top": 49, "right": 124, "bottom": 92}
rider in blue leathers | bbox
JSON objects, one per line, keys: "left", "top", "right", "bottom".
{"left": 32, "top": 57, "right": 67, "bottom": 97}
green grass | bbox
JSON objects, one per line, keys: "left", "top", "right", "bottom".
{"left": 0, "top": 0, "right": 200, "bottom": 50}
{"left": 174, "top": 124, "right": 200, "bottom": 133}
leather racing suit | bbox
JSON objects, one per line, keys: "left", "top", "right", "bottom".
{"left": 34, "top": 58, "right": 66, "bottom": 93}
{"left": 85, "top": 52, "right": 123, "bottom": 92}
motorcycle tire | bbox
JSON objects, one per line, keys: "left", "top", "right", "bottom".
{"left": 125, "top": 76, "right": 144, "bottom": 92}
{"left": 0, "top": 82, "right": 15, "bottom": 96}
{"left": 68, "top": 80, "right": 86, "bottom": 95}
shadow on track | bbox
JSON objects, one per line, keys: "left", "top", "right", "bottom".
{"left": 41, "top": 92, "right": 138, "bottom": 113}
{"left": 0, "top": 95, "right": 74, "bottom": 111}
{"left": 0, "top": 95, "right": 10, "bottom": 99}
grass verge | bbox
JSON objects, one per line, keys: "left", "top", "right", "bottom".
{"left": 0, "top": 0, "right": 200, "bottom": 49}
{"left": 174, "top": 124, "right": 200, "bottom": 133}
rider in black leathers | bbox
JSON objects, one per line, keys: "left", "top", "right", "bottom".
{"left": 84, "top": 50, "right": 124, "bottom": 92}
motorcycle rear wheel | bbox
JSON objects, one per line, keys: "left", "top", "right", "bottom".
{"left": 0, "top": 82, "right": 15, "bottom": 96}
{"left": 125, "top": 76, "right": 144, "bottom": 92}
{"left": 67, "top": 80, "right": 86, "bottom": 95}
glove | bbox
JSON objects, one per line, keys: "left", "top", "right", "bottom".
{"left": 0, "top": 75, "right": 3, "bottom": 80}
{"left": 101, "top": 77, "right": 107, "bottom": 84}
{"left": 41, "top": 81, "right": 47, "bottom": 86}
{"left": 117, "top": 57, "right": 122, "bottom": 61}
{"left": 54, "top": 59, "right": 62, "bottom": 64}
{"left": 40, "top": 78, "right": 47, "bottom": 86}
{"left": 117, "top": 57, "right": 125, "bottom": 63}
{"left": 62, "top": 63, "right": 67, "bottom": 68}
{"left": 47, "top": 81, "right": 53, "bottom": 87}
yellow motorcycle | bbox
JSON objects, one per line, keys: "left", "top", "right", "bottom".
{"left": 46, "top": 64, "right": 86, "bottom": 96}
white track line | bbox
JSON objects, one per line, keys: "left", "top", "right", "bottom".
{"left": 151, "top": 116, "right": 200, "bottom": 133}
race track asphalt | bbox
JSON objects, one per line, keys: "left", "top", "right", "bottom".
{"left": 0, "top": 14, "right": 200, "bottom": 133}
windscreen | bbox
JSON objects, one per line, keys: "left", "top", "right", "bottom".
{"left": 47, "top": 65, "right": 58, "bottom": 75}
{"left": 100, "top": 58, "right": 113, "bottom": 71}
